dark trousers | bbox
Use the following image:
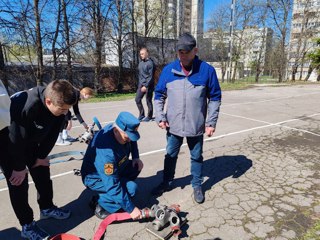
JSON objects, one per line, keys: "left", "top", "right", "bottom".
{"left": 135, "top": 84, "right": 154, "bottom": 119}
{"left": 0, "top": 129, "right": 54, "bottom": 226}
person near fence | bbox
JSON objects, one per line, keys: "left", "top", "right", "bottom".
{"left": 0, "top": 79, "right": 77, "bottom": 240}
{"left": 135, "top": 47, "right": 156, "bottom": 122}
{"left": 151, "top": 33, "right": 222, "bottom": 204}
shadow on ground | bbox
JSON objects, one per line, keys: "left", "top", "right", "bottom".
{"left": 38, "top": 188, "right": 95, "bottom": 239}
{"left": 133, "top": 155, "right": 252, "bottom": 239}
{"left": 0, "top": 155, "right": 252, "bottom": 239}
{"left": 137, "top": 155, "right": 252, "bottom": 197}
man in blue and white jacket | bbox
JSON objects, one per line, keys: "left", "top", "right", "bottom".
{"left": 152, "top": 33, "right": 222, "bottom": 203}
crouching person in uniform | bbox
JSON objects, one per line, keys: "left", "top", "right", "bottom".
{"left": 81, "top": 111, "right": 143, "bottom": 220}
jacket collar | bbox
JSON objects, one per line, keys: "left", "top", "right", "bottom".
{"left": 171, "top": 56, "right": 199, "bottom": 76}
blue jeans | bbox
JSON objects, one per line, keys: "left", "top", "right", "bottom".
{"left": 163, "top": 132, "right": 204, "bottom": 187}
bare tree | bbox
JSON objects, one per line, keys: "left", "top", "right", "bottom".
{"left": 254, "top": 0, "right": 269, "bottom": 83}
{"left": 33, "top": 0, "right": 43, "bottom": 85}
{"left": 79, "top": 0, "right": 110, "bottom": 90}
{"left": 207, "top": 3, "right": 230, "bottom": 82}
{"left": 268, "top": 0, "right": 293, "bottom": 82}
{"left": 231, "top": 0, "right": 262, "bottom": 82}
{"left": 61, "top": 0, "right": 73, "bottom": 84}
{"left": 51, "top": 0, "right": 62, "bottom": 81}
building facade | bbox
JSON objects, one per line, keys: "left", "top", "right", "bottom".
{"left": 134, "top": 0, "right": 204, "bottom": 40}
{"left": 287, "top": 0, "right": 320, "bottom": 81}
{"left": 203, "top": 27, "right": 273, "bottom": 77}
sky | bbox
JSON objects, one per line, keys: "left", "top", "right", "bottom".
{"left": 204, "top": 0, "right": 230, "bottom": 30}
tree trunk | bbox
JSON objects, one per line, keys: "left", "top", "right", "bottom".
{"left": 291, "top": 65, "right": 298, "bottom": 82}
{"left": 116, "top": 0, "right": 123, "bottom": 92}
{"left": 52, "top": 0, "right": 61, "bottom": 81}
{"left": 255, "top": 67, "right": 261, "bottom": 83}
{"left": 34, "top": 0, "right": 44, "bottom": 86}
{"left": 0, "top": 42, "right": 8, "bottom": 88}
{"left": 304, "top": 65, "right": 313, "bottom": 81}
{"left": 93, "top": 0, "right": 103, "bottom": 91}
{"left": 62, "top": 0, "right": 73, "bottom": 84}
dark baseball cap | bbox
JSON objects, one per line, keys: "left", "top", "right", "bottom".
{"left": 115, "top": 111, "right": 140, "bottom": 141}
{"left": 176, "top": 33, "right": 196, "bottom": 51}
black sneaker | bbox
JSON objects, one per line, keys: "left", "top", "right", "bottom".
{"left": 151, "top": 181, "right": 173, "bottom": 196}
{"left": 40, "top": 206, "right": 71, "bottom": 220}
{"left": 193, "top": 186, "right": 204, "bottom": 204}
{"left": 21, "top": 221, "right": 49, "bottom": 240}
{"left": 95, "top": 204, "right": 111, "bottom": 219}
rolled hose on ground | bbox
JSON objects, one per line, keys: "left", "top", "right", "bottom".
{"left": 93, "top": 204, "right": 182, "bottom": 240}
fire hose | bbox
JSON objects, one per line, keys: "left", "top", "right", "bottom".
{"left": 93, "top": 204, "right": 182, "bottom": 240}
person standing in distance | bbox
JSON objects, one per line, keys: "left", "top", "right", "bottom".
{"left": 151, "top": 33, "right": 222, "bottom": 204}
{"left": 135, "top": 47, "right": 156, "bottom": 122}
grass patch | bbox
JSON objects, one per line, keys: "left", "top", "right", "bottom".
{"left": 300, "top": 219, "right": 320, "bottom": 240}
{"left": 86, "top": 92, "right": 136, "bottom": 103}
{"left": 82, "top": 78, "right": 320, "bottom": 103}
{"left": 220, "top": 82, "right": 252, "bottom": 91}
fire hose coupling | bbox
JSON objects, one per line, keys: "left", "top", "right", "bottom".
{"left": 150, "top": 204, "right": 182, "bottom": 232}
{"left": 80, "top": 125, "right": 94, "bottom": 144}
{"left": 80, "top": 117, "right": 102, "bottom": 144}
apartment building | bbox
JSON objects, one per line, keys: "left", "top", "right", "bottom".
{"left": 106, "top": 0, "right": 205, "bottom": 67}
{"left": 134, "top": 0, "right": 204, "bottom": 40}
{"left": 287, "top": 0, "right": 320, "bottom": 81}
{"left": 204, "top": 26, "right": 273, "bottom": 76}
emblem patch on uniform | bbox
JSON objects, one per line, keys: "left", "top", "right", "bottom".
{"left": 104, "top": 163, "right": 114, "bottom": 175}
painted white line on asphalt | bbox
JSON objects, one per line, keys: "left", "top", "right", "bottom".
{"left": 1, "top": 112, "right": 320, "bottom": 192}
{"left": 0, "top": 171, "right": 74, "bottom": 192}
{"left": 222, "top": 112, "right": 320, "bottom": 137}
{"left": 223, "top": 92, "right": 319, "bottom": 107}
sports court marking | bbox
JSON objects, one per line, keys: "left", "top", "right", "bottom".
{"left": 223, "top": 92, "right": 319, "bottom": 107}
{"left": 1, "top": 111, "right": 319, "bottom": 192}
{"left": 1, "top": 90, "right": 319, "bottom": 192}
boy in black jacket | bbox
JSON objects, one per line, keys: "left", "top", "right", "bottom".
{"left": 0, "top": 79, "right": 77, "bottom": 240}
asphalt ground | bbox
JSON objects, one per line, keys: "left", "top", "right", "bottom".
{"left": 0, "top": 84, "right": 319, "bottom": 240}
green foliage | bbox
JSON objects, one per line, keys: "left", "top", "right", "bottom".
{"left": 307, "top": 38, "right": 320, "bottom": 70}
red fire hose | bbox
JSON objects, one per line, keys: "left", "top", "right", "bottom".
{"left": 93, "top": 212, "right": 132, "bottom": 240}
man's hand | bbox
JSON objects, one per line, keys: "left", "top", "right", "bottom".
{"left": 205, "top": 126, "right": 215, "bottom": 137}
{"left": 32, "top": 158, "right": 50, "bottom": 168}
{"left": 141, "top": 86, "right": 147, "bottom": 93}
{"left": 9, "top": 169, "right": 28, "bottom": 186}
{"left": 130, "top": 207, "right": 142, "bottom": 220}
{"left": 132, "top": 158, "right": 143, "bottom": 171}
{"left": 158, "top": 121, "right": 169, "bottom": 129}
{"left": 82, "top": 122, "right": 89, "bottom": 130}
